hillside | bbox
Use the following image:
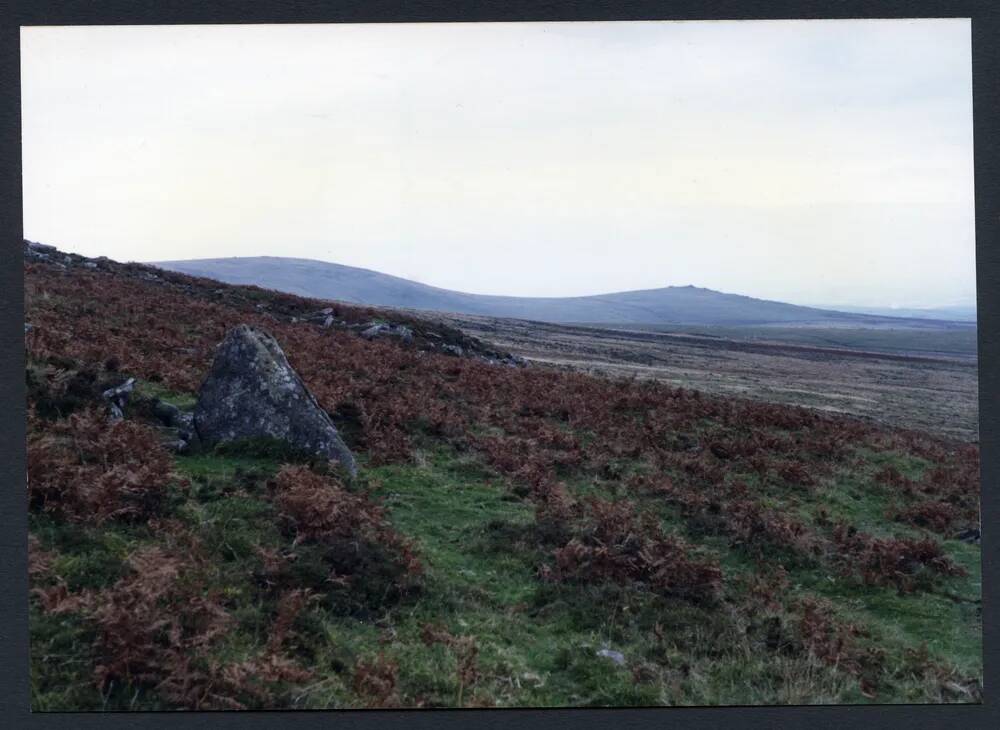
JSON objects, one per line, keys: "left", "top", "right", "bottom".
{"left": 26, "top": 242, "right": 981, "bottom": 709}
{"left": 807, "top": 304, "right": 977, "bottom": 323}
{"left": 152, "top": 256, "right": 959, "bottom": 328}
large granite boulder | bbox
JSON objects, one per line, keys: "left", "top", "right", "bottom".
{"left": 193, "top": 324, "right": 357, "bottom": 476}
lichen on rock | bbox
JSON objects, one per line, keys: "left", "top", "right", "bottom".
{"left": 193, "top": 324, "right": 357, "bottom": 476}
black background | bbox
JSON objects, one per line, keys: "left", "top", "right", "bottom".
{"left": 1, "top": 2, "right": 997, "bottom": 729}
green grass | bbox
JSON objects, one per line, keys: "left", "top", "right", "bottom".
{"left": 29, "top": 441, "right": 982, "bottom": 709}
{"left": 133, "top": 380, "right": 197, "bottom": 410}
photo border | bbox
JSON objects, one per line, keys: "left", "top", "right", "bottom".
{"left": 2, "top": 2, "right": 997, "bottom": 729}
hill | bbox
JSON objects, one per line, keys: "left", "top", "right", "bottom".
{"left": 25, "top": 242, "right": 982, "bottom": 709}
{"left": 807, "top": 304, "right": 977, "bottom": 322}
{"left": 152, "top": 256, "right": 960, "bottom": 328}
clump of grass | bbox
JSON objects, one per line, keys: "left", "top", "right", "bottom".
{"left": 267, "top": 465, "right": 423, "bottom": 612}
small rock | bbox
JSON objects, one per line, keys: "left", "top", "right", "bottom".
{"left": 163, "top": 439, "right": 190, "bottom": 454}
{"left": 361, "top": 324, "right": 387, "bottom": 340}
{"left": 943, "top": 680, "right": 973, "bottom": 698}
{"left": 361, "top": 322, "right": 413, "bottom": 343}
{"left": 102, "top": 377, "right": 135, "bottom": 421}
{"left": 83, "top": 261, "right": 98, "bottom": 269}
{"left": 441, "top": 344, "right": 464, "bottom": 357}
{"left": 24, "top": 241, "right": 57, "bottom": 261}
{"left": 151, "top": 400, "right": 194, "bottom": 433}
{"left": 596, "top": 649, "right": 626, "bottom": 666}
{"left": 323, "top": 315, "right": 334, "bottom": 328}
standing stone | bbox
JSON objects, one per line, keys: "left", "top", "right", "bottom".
{"left": 193, "top": 324, "right": 357, "bottom": 476}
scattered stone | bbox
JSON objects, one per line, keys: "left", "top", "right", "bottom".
{"left": 83, "top": 261, "right": 98, "bottom": 269}
{"left": 297, "top": 307, "right": 326, "bottom": 322}
{"left": 24, "top": 323, "right": 33, "bottom": 334}
{"left": 500, "top": 354, "right": 527, "bottom": 368}
{"left": 24, "top": 241, "right": 55, "bottom": 261}
{"left": 150, "top": 400, "right": 197, "bottom": 451}
{"left": 193, "top": 324, "right": 357, "bottom": 476}
{"left": 102, "top": 377, "right": 136, "bottom": 421}
{"left": 596, "top": 648, "right": 626, "bottom": 666}
{"left": 943, "top": 680, "right": 974, "bottom": 698}
{"left": 520, "top": 672, "right": 544, "bottom": 688}
{"left": 27, "top": 241, "right": 56, "bottom": 254}
{"left": 441, "top": 344, "right": 463, "bottom": 357}
{"left": 163, "top": 439, "right": 190, "bottom": 454}
{"left": 323, "top": 315, "right": 334, "bottom": 328}
{"left": 152, "top": 399, "right": 191, "bottom": 428}
{"left": 361, "top": 322, "right": 414, "bottom": 343}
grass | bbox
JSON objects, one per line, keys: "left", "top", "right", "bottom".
{"left": 133, "top": 380, "right": 197, "bottom": 410}
{"left": 28, "top": 436, "right": 982, "bottom": 709}
{"left": 304, "top": 446, "right": 982, "bottom": 707}
{"left": 25, "top": 399, "right": 982, "bottom": 709}
{"left": 24, "top": 249, "right": 982, "bottom": 710}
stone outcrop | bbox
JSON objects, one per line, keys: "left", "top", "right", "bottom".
{"left": 193, "top": 324, "right": 357, "bottom": 475}
{"left": 360, "top": 322, "right": 414, "bottom": 343}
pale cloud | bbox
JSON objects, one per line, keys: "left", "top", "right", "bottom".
{"left": 21, "top": 19, "right": 974, "bottom": 307}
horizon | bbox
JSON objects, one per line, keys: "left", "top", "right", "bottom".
{"left": 21, "top": 20, "right": 976, "bottom": 309}
{"left": 141, "top": 251, "right": 976, "bottom": 312}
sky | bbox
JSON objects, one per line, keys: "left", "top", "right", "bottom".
{"left": 20, "top": 20, "right": 975, "bottom": 308}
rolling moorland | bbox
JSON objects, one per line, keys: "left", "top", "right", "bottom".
{"left": 153, "top": 255, "right": 977, "bottom": 329}
{"left": 414, "top": 313, "right": 978, "bottom": 442}
{"left": 25, "top": 243, "right": 981, "bottom": 709}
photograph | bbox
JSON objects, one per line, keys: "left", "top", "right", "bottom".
{"left": 21, "top": 18, "right": 981, "bottom": 710}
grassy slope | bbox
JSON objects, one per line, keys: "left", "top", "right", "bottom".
{"left": 30, "top": 383, "right": 982, "bottom": 708}
{"left": 25, "top": 255, "right": 982, "bottom": 709}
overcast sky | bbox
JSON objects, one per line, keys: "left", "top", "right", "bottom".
{"left": 21, "top": 20, "right": 974, "bottom": 308}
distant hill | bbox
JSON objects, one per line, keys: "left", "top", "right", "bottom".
{"left": 152, "top": 256, "right": 966, "bottom": 328}
{"left": 807, "top": 304, "right": 977, "bottom": 322}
